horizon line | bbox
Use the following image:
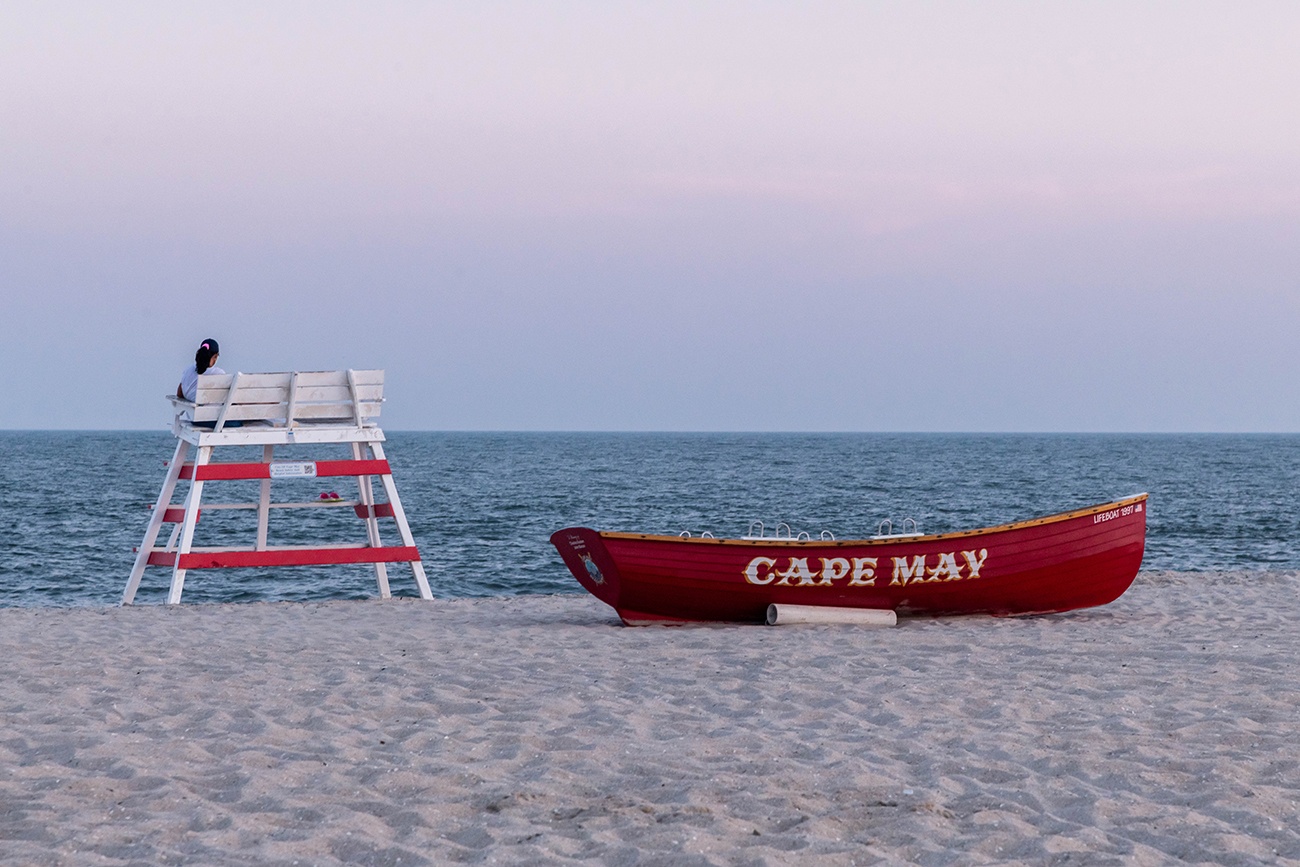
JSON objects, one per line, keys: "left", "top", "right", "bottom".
{"left": 2, "top": 428, "right": 1298, "bottom": 436}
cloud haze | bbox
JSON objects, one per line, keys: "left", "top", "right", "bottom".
{"left": 2, "top": 2, "right": 1297, "bottom": 430}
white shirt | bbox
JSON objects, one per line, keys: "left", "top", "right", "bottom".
{"left": 180, "top": 362, "right": 227, "bottom": 402}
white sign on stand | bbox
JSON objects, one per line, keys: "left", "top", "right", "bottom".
{"left": 270, "top": 461, "right": 317, "bottom": 479}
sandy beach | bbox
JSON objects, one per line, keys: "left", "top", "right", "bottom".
{"left": 2, "top": 571, "right": 1298, "bottom": 865}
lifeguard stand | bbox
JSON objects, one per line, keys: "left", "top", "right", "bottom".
{"left": 123, "top": 369, "right": 432, "bottom": 604}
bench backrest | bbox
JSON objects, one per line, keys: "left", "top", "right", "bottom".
{"left": 187, "top": 369, "right": 384, "bottom": 428}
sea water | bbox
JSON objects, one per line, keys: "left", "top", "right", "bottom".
{"left": 0, "top": 432, "right": 1296, "bottom": 607}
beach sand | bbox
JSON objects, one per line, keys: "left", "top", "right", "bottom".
{"left": 2, "top": 571, "right": 1298, "bottom": 865}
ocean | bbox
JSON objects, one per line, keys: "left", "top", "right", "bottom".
{"left": 1, "top": 432, "right": 1296, "bottom": 607}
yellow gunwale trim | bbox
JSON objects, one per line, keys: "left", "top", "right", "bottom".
{"left": 600, "top": 493, "right": 1149, "bottom": 547}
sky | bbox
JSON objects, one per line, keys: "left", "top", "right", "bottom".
{"left": 2, "top": 2, "right": 1297, "bottom": 431}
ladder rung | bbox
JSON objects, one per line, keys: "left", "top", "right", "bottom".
{"left": 153, "top": 501, "right": 369, "bottom": 521}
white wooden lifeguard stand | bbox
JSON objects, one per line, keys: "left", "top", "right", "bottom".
{"left": 124, "top": 369, "right": 432, "bottom": 604}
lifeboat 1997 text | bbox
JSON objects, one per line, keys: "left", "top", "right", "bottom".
{"left": 743, "top": 549, "right": 989, "bottom": 587}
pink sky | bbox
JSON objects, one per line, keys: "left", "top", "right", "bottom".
{"left": 2, "top": 2, "right": 1297, "bottom": 430}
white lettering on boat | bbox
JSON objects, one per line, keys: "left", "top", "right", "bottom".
{"left": 1094, "top": 504, "right": 1137, "bottom": 524}
{"left": 891, "top": 556, "right": 926, "bottom": 585}
{"left": 927, "top": 552, "right": 963, "bottom": 582}
{"left": 775, "top": 558, "right": 818, "bottom": 586}
{"left": 849, "top": 557, "right": 878, "bottom": 585}
{"left": 743, "top": 549, "right": 988, "bottom": 587}
{"left": 744, "top": 557, "right": 778, "bottom": 585}
{"left": 819, "top": 557, "right": 850, "bottom": 586}
{"left": 961, "top": 548, "right": 989, "bottom": 578}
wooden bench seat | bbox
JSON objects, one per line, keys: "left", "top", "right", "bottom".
{"left": 169, "top": 369, "right": 385, "bottom": 446}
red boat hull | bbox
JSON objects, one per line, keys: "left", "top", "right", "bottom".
{"left": 551, "top": 494, "right": 1148, "bottom": 624}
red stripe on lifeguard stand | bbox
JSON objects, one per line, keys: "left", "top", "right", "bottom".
{"left": 179, "top": 459, "right": 391, "bottom": 481}
{"left": 147, "top": 546, "right": 421, "bottom": 569}
{"left": 354, "top": 503, "right": 396, "bottom": 519}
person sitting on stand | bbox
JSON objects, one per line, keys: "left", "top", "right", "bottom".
{"left": 177, "top": 338, "right": 225, "bottom": 402}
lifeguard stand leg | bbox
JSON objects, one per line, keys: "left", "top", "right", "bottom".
{"left": 123, "top": 439, "right": 190, "bottom": 605}
{"left": 369, "top": 441, "right": 432, "bottom": 599}
{"left": 256, "top": 444, "right": 274, "bottom": 550}
{"left": 352, "top": 442, "right": 391, "bottom": 598}
{"left": 168, "top": 444, "right": 211, "bottom": 604}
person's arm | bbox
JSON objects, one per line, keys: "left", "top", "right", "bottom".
{"left": 176, "top": 383, "right": 186, "bottom": 400}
